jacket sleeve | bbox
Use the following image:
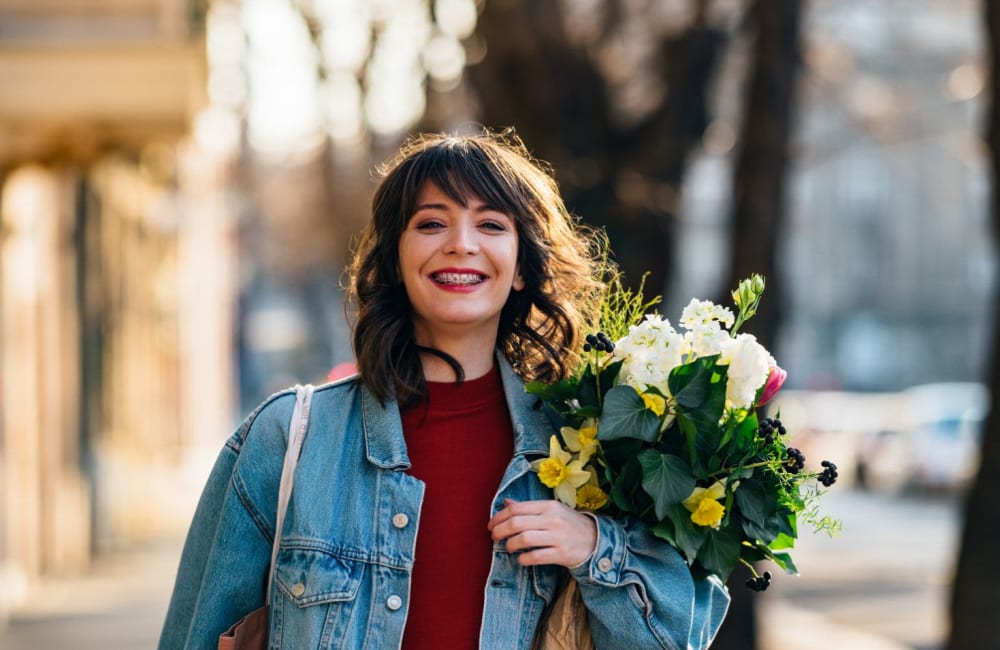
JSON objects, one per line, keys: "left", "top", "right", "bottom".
{"left": 568, "top": 513, "right": 730, "bottom": 650}
{"left": 158, "top": 393, "right": 295, "bottom": 649}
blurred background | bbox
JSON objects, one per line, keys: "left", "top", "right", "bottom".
{"left": 0, "top": 0, "right": 993, "bottom": 648}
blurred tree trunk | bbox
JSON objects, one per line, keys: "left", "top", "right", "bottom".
{"left": 715, "top": 2, "right": 803, "bottom": 649}
{"left": 465, "top": 0, "right": 726, "bottom": 296}
{"left": 947, "top": 3, "right": 1000, "bottom": 649}
{"left": 724, "top": 0, "right": 802, "bottom": 353}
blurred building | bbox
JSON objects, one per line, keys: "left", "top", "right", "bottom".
{"left": 0, "top": 0, "right": 237, "bottom": 615}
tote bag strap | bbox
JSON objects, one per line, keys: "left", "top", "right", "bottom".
{"left": 266, "top": 383, "right": 314, "bottom": 599}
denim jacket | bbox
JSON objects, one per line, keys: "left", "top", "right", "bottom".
{"left": 159, "top": 357, "right": 729, "bottom": 649}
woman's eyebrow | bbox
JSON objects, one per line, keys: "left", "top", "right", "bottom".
{"left": 413, "top": 201, "right": 450, "bottom": 212}
{"left": 412, "top": 201, "right": 505, "bottom": 214}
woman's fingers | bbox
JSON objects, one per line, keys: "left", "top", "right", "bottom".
{"left": 488, "top": 499, "right": 597, "bottom": 567}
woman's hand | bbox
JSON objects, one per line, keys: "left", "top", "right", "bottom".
{"left": 487, "top": 498, "right": 597, "bottom": 567}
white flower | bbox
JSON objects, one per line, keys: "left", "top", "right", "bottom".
{"left": 683, "top": 326, "right": 730, "bottom": 360}
{"left": 680, "top": 299, "right": 735, "bottom": 331}
{"left": 613, "top": 314, "right": 686, "bottom": 394}
{"left": 718, "top": 333, "right": 772, "bottom": 409}
{"left": 679, "top": 299, "right": 736, "bottom": 359}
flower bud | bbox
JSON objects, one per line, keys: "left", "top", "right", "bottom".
{"left": 757, "top": 365, "right": 787, "bottom": 406}
{"left": 751, "top": 274, "right": 765, "bottom": 295}
{"left": 732, "top": 282, "right": 751, "bottom": 310}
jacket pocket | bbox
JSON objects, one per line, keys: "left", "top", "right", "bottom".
{"left": 272, "top": 548, "right": 367, "bottom": 649}
{"left": 274, "top": 547, "right": 364, "bottom": 607}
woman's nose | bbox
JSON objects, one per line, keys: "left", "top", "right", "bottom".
{"left": 444, "top": 220, "right": 479, "bottom": 254}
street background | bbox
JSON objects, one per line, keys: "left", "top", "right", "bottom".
{"left": 0, "top": 1, "right": 992, "bottom": 648}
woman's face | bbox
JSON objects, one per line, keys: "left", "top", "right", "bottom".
{"left": 398, "top": 181, "right": 524, "bottom": 346}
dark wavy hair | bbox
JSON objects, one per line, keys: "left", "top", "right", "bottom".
{"left": 348, "top": 129, "right": 603, "bottom": 407}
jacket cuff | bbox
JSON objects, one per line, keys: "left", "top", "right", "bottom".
{"left": 568, "top": 512, "right": 628, "bottom": 586}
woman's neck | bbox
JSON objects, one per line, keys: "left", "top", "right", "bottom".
{"left": 415, "top": 329, "right": 498, "bottom": 382}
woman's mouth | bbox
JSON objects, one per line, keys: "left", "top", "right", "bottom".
{"left": 432, "top": 271, "right": 486, "bottom": 286}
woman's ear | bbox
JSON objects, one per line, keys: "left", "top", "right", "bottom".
{"left": 513, "top": 267, "right": 525, "bottom": 291}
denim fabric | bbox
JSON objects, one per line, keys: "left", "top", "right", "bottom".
{"left": 159, "top": 357, "right": 730, "bottom": 649}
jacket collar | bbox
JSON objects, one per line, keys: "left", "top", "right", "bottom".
{"left": 359, "top": 352, "right": 552, "bottom": 470}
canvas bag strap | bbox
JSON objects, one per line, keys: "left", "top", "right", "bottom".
{"left": 266, "top": 383, "right": 314, "bottom": 599}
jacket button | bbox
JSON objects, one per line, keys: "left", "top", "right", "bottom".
{"left": 291, "top": 582, "right": 306, "bottom": 597}
{"left": 387, "top": 594, "right": 403, "bottom": 610}
{"left": 597, "top": 557, "right": 613, "bottom": 573}
{"left": 392, "top": 513, "right": 409, "bottom": 528}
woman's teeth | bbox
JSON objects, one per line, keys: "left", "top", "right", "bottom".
{"left": 434, "top": 272, "right": 484, "bottom": 285}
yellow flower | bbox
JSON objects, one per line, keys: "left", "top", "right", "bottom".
{"left": 690, "top": 498, "right": 725, "bottom": 528}
{"left": 531, "top": 436, "right": 592, "bottom": 506}
{"left": 537, "top": 458, "right": 568, "bottom": 488}
{"left": 576, "top": 483, "right": 609, "bottom": 511}
{"left": 682, "top": 480, "right": 727, "bottom": 529}
{"left": 560, "top": 420, "right": 599, "bottom": 465}
{"left": 641, "top": 392, "right": 666, "bottom": 417}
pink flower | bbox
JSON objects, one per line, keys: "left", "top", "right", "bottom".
{"left": 757, "top": 365, "right": 787, "bottom": 406}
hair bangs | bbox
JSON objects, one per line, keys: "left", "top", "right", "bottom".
{"left": 400, "top": 140, "right": 527, "bottom": 223}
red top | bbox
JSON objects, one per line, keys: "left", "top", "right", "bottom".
{"left": 400, "top": 365, "right": 514, "bottom": 650}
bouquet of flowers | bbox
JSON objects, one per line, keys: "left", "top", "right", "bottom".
{"left": 527, "top": 274, "right": 839, "bottom": 591}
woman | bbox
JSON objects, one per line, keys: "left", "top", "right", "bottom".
{"left": 159, "top": 131, "right": 730, "bottom": 649}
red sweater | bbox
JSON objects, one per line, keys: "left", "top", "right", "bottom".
{"left": 400, "top": 365, "right": 513, "bottom": 650}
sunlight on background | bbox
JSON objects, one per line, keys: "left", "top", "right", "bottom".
{"left": 244, "top": 0, "right": 323, "bottom": 157}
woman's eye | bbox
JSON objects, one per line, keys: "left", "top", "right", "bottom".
{"left": 480, "top": 220, "right": 508, "bottom": 232}
{"left": 415, "top": 220, "right": 444, "bottom": 231}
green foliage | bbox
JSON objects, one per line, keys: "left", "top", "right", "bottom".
{"left": 596, "top": 267, "right": 661, "bottom": 345}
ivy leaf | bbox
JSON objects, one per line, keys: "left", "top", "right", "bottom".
{"left": 598, "top": 385, "right": 661, "bottom": 442}
{"left": 638, "top": 450, "right": 695, "bottom": 520}
{"left": 697, "top": 520, "right": 743, "bottom": 581}
{"left": 651, "top": 519, "right": 676, "bottom": 546}
{"left": 734, "top": 479, "right": 772, "bottom": 523}
{"left": 668, "top": 355, "right": 722, "bottom": 409}
{"left": 668, "top": 503, "right": 706, "bottom": 564}
{"left": 609, "top": 457, "right": 643, "bottom": 514}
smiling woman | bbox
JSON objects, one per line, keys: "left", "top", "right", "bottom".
{"left": 159, "top": 130, "right": 730, "bottom": 650}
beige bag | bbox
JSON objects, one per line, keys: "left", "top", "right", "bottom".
{"left": 533, "top": 578, "right": 595, "bottom": 650}
{"left": 218, "top": 385, "right": 315, "bottom": 649}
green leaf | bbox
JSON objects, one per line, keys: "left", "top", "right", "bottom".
{"left": 697, "top": 520, "right": 743, "bottom": 581}
{"left": 651, "top": 519, "right": 676, "bottom": 546}
{"left": 598, "top": 359, "right": 624, "bottom": 395}
{"left": 578, "top": 367, "right": 599, "bottom": 408}
{"left": 668, "top": 355, "right": 722, "bottom": 409}
{"left": 725, "top": 411, "right": 758, "bottom": 457}
{"left": 638, "top": 451, "right": 695, "bottom": 520}
{"left": 749, "top": 540, "right": 799, "bottom": 576}
{"left": 734, "top": 479, "right": 773, "bottom": 524}
{"left": 609, "top": 457, "right": 644, "bottom": 514}
{"left": 598, "top": 385, "right": 661, "bottom": 442}
{"left": 769, "top": 531, "right": 796, "bottom": 551}
{"left": 669, "top": 360, "right": 728, "bottom": 474}
{"left": 668, "top": 503, "right": 706, "bottom": 563}
{"left": 772, "top": 551, "right": 799, "bottom": 575}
